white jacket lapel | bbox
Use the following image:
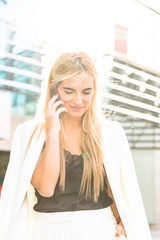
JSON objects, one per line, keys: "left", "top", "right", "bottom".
{"left": 9, "top": 127, "right": 45, "bottom": 229}
{"left": 101, "top": 121, "right": 136, "bottom": 240}
{"left": 102, "top": 120, "right": 152, "bottom": 240}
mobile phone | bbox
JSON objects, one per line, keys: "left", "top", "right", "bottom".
{"left": 50, "top": 87, "right": 62, "bottom": 108}
{"left": 50, "top": 87, "right": 57, "bottom": 99}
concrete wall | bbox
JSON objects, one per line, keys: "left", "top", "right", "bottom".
{"left": 132, "top": 150, "right": 160, "bottom": 230}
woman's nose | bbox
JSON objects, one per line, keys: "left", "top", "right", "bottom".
{"left": 73, "top": 94, "right": 82, "bottom": 105}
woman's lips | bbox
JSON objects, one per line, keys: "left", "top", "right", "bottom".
{"left": 69, "top": 106, "right": 84, "bottom": 111}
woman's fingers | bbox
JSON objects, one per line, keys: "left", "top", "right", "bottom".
{"left": 49, "top": 93, "right": 59, "bottom": 104}
{"left": 115, "top": 223, "right": 127, "bottom": 238}
{"left": 51, "top": 100, "right": 64, "bottom": 111}
{"left": 56, "top": 106, "right": 68, "bottom": 115}
{"left": 46, "top": 93, "right": 67, "bottom": 133}
{"left": 47, "top": 100, "right": 66, "bottom": 114}
{"left": 47, "top": 93, "right": 65, "bottom": 113}
{"left": 47, "top": 93, "right": 68, "bottom": 118}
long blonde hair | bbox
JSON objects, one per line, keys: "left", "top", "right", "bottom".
{"left": 27, "top": 52, "right": 105, "bottom": 202}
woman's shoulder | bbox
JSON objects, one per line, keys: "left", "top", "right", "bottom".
{"left": 14, "top": 119, "right": 37, "bottom": 138}
{"left": 99, "top": 116, "right": 122, "bottom": 131}
{"left": 99, "top": 117, "right": 128, "bottom": 146}
{"left": 99, "top": 117, "right": 127, "bottom": 144}
{"left": 16, "top": 119, "right": 35, "bottom": 130}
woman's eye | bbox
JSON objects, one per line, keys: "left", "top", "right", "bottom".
{"left": 65, "top": 91, "right": 73, "bottom": 94}
{"left": 64, "top": 91, "right": 90, "bottom": 95}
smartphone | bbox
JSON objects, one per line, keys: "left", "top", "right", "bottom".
{"left": 50, "top": 87, "right": 62, "bottom": 108}
{"left": 50, "top": 87, "right": 57, "bottom": 99}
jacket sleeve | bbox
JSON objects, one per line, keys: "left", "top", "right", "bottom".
{"left": 115, "top": 122, "right": 152, "bottom": 240}
{"left": 0, "top": 124, "right": 24, "bottom": 239}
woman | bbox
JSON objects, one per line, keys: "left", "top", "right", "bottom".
{"left": 0, "top": 52, "right": 152, "bottom": 240}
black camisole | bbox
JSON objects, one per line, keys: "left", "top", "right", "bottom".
{"left": 33, "top": 150, "right": 113, "bottom": 213}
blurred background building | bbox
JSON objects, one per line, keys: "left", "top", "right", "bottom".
{"left": 0, "top": 0, "right": 160, "bottom": 238}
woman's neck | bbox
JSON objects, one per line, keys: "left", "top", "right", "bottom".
{"left": 62, "top": 113, "right": 83, "bottom": 155}
{"left": 62, "top": 114, "right": 82, "bottom": 132}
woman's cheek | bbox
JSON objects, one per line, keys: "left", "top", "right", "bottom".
{"left": 61, "top": 96, "right": 71, "bottom": 104}
{"left": 59, "top": 93, "right": 69, "bottom": 102}
{"left": 64, "top": 95, "right": 72, "bottom": 102}
{"left": 87, "top": 94, "right": 94, "bottom": 104}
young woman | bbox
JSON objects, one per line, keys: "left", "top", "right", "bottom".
{"left": 0, "top": 52, "right": 152, "bottom": 240}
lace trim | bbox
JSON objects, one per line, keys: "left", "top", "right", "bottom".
{"left": 64, "top": 150, "right": 83, "bottom": 168}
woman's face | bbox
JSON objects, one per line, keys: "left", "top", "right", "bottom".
{"left": 57, "top": 73, "right": 94, "bottom": 118}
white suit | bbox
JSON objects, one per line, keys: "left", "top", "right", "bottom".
{"left": 0, "top": 119, "right": 152, "bottom": 240}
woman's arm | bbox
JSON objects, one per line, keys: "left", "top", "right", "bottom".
{"left": 31, "top": 131, "right": 60, "bottom": 197}
{"left": 31, "top": 93, "right": 67, "bottom": 197}
{"left": 106, "top": 177, "right": 127, "bottom": 238}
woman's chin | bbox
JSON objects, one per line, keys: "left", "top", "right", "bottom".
{"left": 64, "top": 110, "right": 85, "bottom": 118}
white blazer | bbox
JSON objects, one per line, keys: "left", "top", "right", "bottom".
{"left": 0, "top": 119, "right": 152, "bottom": 240}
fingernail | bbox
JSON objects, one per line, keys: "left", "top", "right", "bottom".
{"left": 115, "top": 233, "right": 120, "bottom": 237}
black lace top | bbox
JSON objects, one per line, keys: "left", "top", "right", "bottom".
{"left": 33, "top": 150, "right": 113, "bottom": 213}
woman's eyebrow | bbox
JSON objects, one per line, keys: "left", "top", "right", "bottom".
{"left": 83, "top": 88, "right": 92, "bottom": 91}
{"left": 63, "top": 87, "right": 92, "bottom": 91}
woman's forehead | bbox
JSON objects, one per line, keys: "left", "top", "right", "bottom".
{"left": 60, "top": 73, "right": 94, "bottom": 89}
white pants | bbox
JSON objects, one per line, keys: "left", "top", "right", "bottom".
{"left": 32, "top": 207, "right": 127, "bottom": 240}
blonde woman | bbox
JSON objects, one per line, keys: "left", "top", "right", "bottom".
{"left": 0, "top": 52, "right": 152, "bottom": 240}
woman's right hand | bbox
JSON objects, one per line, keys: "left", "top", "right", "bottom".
{"left": 47, "top": 93, "right": 68, "bottom": 134}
